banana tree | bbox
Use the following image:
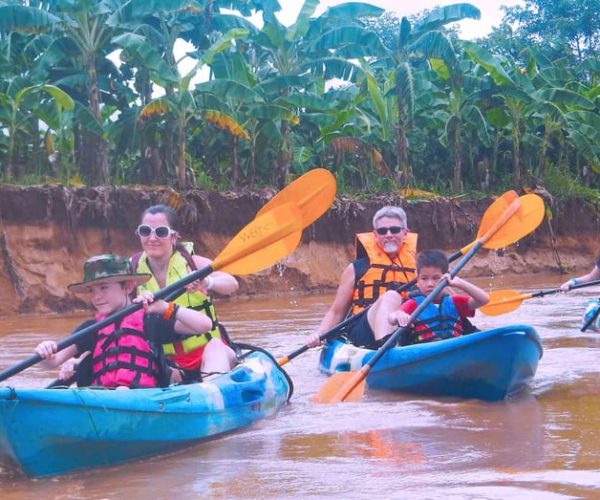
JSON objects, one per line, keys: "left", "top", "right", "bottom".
{"left": 134, "top": 25, "right": 253, "bottom": 187}
{"left": 339, "top": 3, "right": 481, "bottom": 186}
{"left": 247, "top": 0, "right": 384, "bottom": 187}
{"left": 428, "top": 52, "right": 492, "bottom": 191}
{"left": 0, "top": 80, "right": 74, "bottom": 181}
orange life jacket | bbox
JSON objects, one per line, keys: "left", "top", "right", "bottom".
{"left": 350, "top": 232, "right": 417, "bottom": 315}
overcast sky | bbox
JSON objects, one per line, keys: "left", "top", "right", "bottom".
{"left": 275, "top": 0, "right": 524, "bottom": 39}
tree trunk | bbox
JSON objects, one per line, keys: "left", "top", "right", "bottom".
{"left": 452, "top": 122, "right": 463, "bottom": 192}
{"left": 164, "top": 117, "right": 177, "bottom": 181}
{"left": 176, "top": 120, "right": 187, "bottom": 188}
{"left": 537, "top": 127, "right": 550, "bottom": 177}
{"left": 230, "top": 136, "right": 240, "bottom": 188}
{"left": 83, "top": 55, "right": 109, "bottom": 185}
{"left": 275, "top": 121, "right": 291, "bottom": 188}
{"left": 248, "top": 135, "right": 256, "bottom": 188}
{"left": 5, "top": 132, "right": 15, "bottom": 182}
{"left": 395, "top": 92, "right": 411, "bottom": 186}
{"left": 512, "top": 125, "right": 521, "bottom": 190}
{"left": 140, "top": 72, "right": 163, "bottom": 184}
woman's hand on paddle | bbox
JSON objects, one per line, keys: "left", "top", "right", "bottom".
{"left": 560, "top": 279, "right": 575, "bottom": 292}
{"left": 388, "top": 310, "right": 411, "bottom": 327}
{"left": 133, "top": 291, "right": 169, "bottom": 315}
{"left": 35, "top": 340, "right": 59, "bottom": 360}
{"left": 185, "top": 277, "right": 208, "bottom": 294}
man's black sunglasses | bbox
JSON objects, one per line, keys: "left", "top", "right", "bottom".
{"left": 375, "top": 226, "right": 404, "bottom": 235}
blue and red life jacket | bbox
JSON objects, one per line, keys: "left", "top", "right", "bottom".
{"left": 91, "top": 309, "right": 159, "bottom": 388}
{"left": 406, "top": 294, "right": 463, "bottom": 345}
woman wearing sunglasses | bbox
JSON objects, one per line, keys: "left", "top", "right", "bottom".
{"left": 131, "top": 205, "right": 238, "bottom": 382}
{"left": 307, "top": 205, "right": 418, "bottom": 349}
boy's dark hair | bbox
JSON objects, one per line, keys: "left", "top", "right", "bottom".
{"left": 416, "top": 249, "right": 448, "bottom": 273}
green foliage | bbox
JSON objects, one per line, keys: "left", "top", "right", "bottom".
{"left": 542, "top": 164, "right": 600, "bottom": 204}
{"left": 1, "top": 0, "right": 600, "bottom": 199}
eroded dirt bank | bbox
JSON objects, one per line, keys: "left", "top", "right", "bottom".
{"left": 0, "top": 184, "right": 598, "bottom": 315}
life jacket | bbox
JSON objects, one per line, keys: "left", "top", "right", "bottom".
{"left": 405, "top": 294, "right": 463, "bottom": 345}
{"left": 350, "top": 232, "right": 417, "bottom": 314}
{"left": 132, "top": 246, "right": 222, "bottom": 367}
{"left": 92, "top": 309, "right": 159, "bottom": 388}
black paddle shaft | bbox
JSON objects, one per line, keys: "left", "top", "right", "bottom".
{"left": 530, "top": 278, "right": 600, "bottom": 300}
{"left": 0, "top": 264, "right": 215, "bottom": 382}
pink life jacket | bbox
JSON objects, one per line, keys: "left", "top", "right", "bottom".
{"left": 92, "top": 309, "right": 159, "bottom": 388}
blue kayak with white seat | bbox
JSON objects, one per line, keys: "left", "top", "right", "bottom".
{"left": 319, "top": 325, "right": 543, "bottom": 401}
{"left": 0, "top": 350, "right": 291, "bottom": 477}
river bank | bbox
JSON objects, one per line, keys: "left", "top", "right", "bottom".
{"left": 0, "top": 184, "right": 598, "bottom": 315}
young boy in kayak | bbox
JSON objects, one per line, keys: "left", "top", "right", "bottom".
{"left": 35, "top": 254, "right": 213, "bottom": 389}
{"left": 387, "top": 249, "right": 489, "bottom": 345}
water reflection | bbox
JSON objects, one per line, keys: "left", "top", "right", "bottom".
{"left": 2, "top": 273, "right": 600, "bottom": 497}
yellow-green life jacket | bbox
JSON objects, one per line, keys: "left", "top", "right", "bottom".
{"left": 134, "top": 250, "right": 221, "bottom": 355}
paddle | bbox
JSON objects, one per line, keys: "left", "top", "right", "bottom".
{"left": 256, "top": 168, "right": 337, "bottom": 227}
{"left": 164, "top": 168, "right": 337, "bottom": 304}
{"left": 0, "top": 203, "right": 308, "bottom": 383}
{"left": 481, "top": 279, "right": 600, "bottom": 316}
{"left": 277, "top": 282, "right": 416, "bottom": 367}
{"left": 276, "top": 190, "right": 519, "bottom": 367}
{"left": 312, "top": 192, "right": 545, "bottom": 403}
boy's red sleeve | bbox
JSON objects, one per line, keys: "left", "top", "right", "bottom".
{"left": 452, "top": 295, "right": 475, "bottom": 317}
{"left": 401, "top": 299, "right": 418, "bottom": 314}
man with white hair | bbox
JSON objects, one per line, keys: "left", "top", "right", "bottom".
{"left": 307, "top": 206, "right": 418, "bottom": 348}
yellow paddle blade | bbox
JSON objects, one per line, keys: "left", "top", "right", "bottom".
{"left": 480, "top": 289, "right": 532, "bottom": 316}
{"left": 256, "top": 168, "right": 337, "bottom": 227}
{"left": 213, "top": 202, "right": 303, "bottom": 275}
{"left": 311, "top": 371, "right": 366, "bottom": 404}
{"left": 477, "top": 190, "right": 519, "bottom": 237}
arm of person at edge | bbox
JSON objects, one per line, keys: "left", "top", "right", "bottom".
{"left": 306, "top": 263, "right": 356, "bottom": 348}
{"left": 185, "top": 254, "right": 239, "bottom": 296}
{"left": 559, "top": 264, "right": 600, "bottom": 292}
{"left": 134, "top": 291, "right": 213, "bottom": 335}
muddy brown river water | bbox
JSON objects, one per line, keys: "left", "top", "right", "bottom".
{"left": 1, "top": 272, "right": 600, "bottom": 499}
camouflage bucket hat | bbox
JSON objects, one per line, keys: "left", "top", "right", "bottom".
{"left": 68, "top": 254, "right": 151, "bottom": 293}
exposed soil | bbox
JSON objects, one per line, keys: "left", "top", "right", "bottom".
{"left": 0, "top": 184, "right": 598, "bottom": 315}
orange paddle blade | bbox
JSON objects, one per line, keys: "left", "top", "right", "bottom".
{"left": 459, "top": 193, "right": 545, "bottom": 254}
{"left": 480, "top": 289, "right": 533, "bottom": 316}
{"left": 311, "top": 371, "right": 367, "bottom": 404}
{"left": 477, "top": 190, "right": 518, "bottom": 237}
{"left": 482, "top": 193, "right": 544, "bottom": 249}
{"left": 213, "top": 203, "right": 303, "bottom": 275}
{"left": 256, "top": 168, "right": 336, "bottom": 227}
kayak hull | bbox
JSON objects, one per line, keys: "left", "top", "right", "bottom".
{"left": 0, "top": 351, "right": 291, "bottom": 477}
{"left": 319, "top": 325, "right": 543, "bottom": 401}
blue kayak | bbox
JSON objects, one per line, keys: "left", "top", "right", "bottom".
{"left": 582, "top": 298, "right": 600, "bottom": 331}
{"left": 0, "top": 351, "right": 291, "bottom": 477}
{"left": 319, "top": 325, "right": 543, "bottom": 401}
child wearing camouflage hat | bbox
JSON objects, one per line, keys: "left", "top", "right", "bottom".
{"left": 35, "top": 254, "right": 213, "bottom": 389}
